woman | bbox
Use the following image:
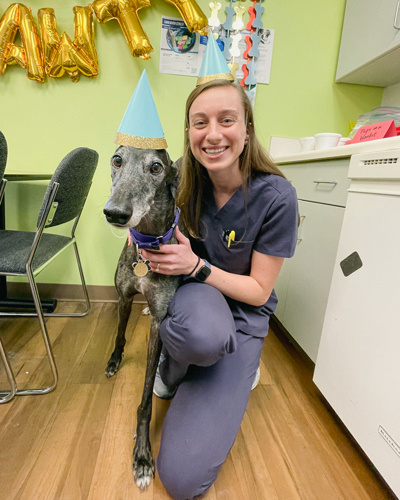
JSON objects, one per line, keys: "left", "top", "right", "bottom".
{"left": 141, "top": 79, "right": 298, "bottom": 499}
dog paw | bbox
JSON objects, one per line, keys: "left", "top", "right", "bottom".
{"left": 105, "top": 359, "right": 120, "bottom": 378}
{"left": 133, "top": 455, "right": 155, "bottom": 490}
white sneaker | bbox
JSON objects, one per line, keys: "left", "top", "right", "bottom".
{"left": 153, "top": 354, "right": 177, "bottom": 400}
{"left": 251, "top": 366, "right": 261, "bottom": 391}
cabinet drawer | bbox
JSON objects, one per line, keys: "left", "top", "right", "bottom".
{"left": 280, "top": 159, "right": 351, "bottom": 206}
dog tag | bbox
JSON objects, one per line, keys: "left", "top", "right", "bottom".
{"left": 132, "top": 253, "right": 151, "bottom": 277}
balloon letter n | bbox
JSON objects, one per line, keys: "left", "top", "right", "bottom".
{"left": 38, "top": 6, "right": 98, "bottom": 82}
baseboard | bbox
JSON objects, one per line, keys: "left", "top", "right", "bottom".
{"left": 270, "top": 315, "right": 314, "bottom": 370}
{"left": 6, "top": 282, "right": 146, "bottom": 304}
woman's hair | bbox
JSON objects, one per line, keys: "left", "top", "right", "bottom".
{"left": 176, "top": 79, "right": 284, "bottom": 237}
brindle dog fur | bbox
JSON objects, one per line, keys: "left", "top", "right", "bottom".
{"left": 103, "top": 145, "right": 183, "bottom": 490}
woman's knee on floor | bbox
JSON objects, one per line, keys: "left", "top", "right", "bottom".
{"left": 157, "top": 452, "right": 217, "bottom": 500}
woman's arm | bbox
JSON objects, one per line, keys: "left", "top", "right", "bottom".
{"left": 204, "top": 250, "right": 284, "bottom": 306}
{"left": 141, "top": 226, "right": 284, "bottom": 307}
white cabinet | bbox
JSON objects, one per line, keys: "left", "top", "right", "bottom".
{"left": 336, "top": 0, "right": 400, "bottom": 86}
{"left": 274, "top": 159, "right": 351, "bottom": 362}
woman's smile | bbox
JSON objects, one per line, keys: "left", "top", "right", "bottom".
{"left": 203, "top": 146, "right": 228, "bottom": 156}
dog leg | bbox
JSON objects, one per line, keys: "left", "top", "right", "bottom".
{"left": 133, "top": 318, "right": 162, "bottom": 490}
{"left": 105, "top": 296, "right": 133, "bottom": 378}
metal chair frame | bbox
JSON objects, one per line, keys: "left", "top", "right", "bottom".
{"left": 0, "top": 177, "right": 93, "bottom": 403}
{"left": 0, "top": 178, "right": 6, "bottom": 202}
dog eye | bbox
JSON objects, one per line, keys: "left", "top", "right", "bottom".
{"left": 112, "top": 156, "right": 122, "bottom": 168}
{"left": 150, "top": 162, "right": 163, "bottom": 175}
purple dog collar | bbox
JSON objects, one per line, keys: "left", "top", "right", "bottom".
{"left": 129, "top": 207, "right": 181, "bottom": 250}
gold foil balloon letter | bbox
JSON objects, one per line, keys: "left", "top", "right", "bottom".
{"left": 91, "top": 0, "right": 153, "bottom": 60}
{"left": 163, "top": 0, "right": 207, "bottom": 33}
{"left": 0, "top": 3, "right": 45, "bottom": 82}
{"left": 38, "top": 6, "right": 98, "bottom": 82}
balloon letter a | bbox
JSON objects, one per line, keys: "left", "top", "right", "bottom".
{"left": 0, "top": 3, "right": 45, "bottom": 82}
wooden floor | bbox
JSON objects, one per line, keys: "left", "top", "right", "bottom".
{"left": 0, "top": 301, "right": 396, "bottom": 500}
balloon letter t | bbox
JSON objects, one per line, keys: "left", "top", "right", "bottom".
{"left": 90, "top": 0, "right": 153, "bottom": 60}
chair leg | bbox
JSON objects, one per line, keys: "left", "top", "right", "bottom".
{"left": 11, "top": 269, "right": 59, "bottom": 397}
{"left": 73, "top": 240, "right": 90, "bottom": 316}
{"left": 42, "top": 240, "right": 90, "bottom": 319}
{"left": 0, "top": 337, "right": 17, "bottom": 403}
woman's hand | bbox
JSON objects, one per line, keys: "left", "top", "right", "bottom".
{"left": 141, "top": 226, "right": 199, "bottom": 276}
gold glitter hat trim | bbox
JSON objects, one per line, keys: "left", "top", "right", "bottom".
{"left": 114, "top": 132, "right": 168, "bottom": 150}
{"left": 196, "top": 72, "right": 235, "bottom": 86}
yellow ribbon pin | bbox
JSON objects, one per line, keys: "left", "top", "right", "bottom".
{"left": 228, "top": 230, "right": 235, "bottom": 248}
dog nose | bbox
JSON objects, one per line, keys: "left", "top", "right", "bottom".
{"left": 103, "top": 206, "right": 132, "bottom": 226}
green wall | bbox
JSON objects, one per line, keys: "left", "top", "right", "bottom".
{"left": 0, "top": 0, "right": 383, "bottom": 287}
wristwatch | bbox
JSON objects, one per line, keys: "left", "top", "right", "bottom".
{"left": 195, "top": 259, "right": 211, "bottom": 282}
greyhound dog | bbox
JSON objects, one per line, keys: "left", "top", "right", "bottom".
{"left": 103, "top": 145, "right": 183, "bottom": 490}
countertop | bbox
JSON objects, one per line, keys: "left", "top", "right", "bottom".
{"left": 273, "top": 136, "right": 400, "bottom": 164}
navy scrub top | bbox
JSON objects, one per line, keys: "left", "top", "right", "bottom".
{"left": 190, "top": 171, "right": 298, "bottom": 338}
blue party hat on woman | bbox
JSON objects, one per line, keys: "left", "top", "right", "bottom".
{"left": 115, "top": 70, "right": 168, "bottom": 149}
{"left": 197, "top": 32, "right": 235, "bottom": 86}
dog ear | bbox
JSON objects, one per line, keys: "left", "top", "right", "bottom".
{"left": 168, "top": 157, "right": 182, "bottom": 199}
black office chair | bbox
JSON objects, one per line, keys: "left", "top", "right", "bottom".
{"left": 0, "top": 147, "right": 99, "bottom": 403}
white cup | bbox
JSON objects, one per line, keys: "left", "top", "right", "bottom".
{"left": 314, "top": 133, "right": 342, "bottom": 150}
{"left": 338, "top": 137, "right": 351, "bottom": 146}
{"left": 299, "top": 136, "right": 316, "bottom": 152}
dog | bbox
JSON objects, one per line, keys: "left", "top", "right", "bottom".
{"left": 103, "top": 145, "right": 183, "bottom": 490}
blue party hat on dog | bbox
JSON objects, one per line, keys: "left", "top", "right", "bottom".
{"left": 197, "top": 32, "right": 235, "bottom": 86}
{"left": 114, "top": 70, "right": 167, "bottom": 149}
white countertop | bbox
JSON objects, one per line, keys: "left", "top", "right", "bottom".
{"left": 273, "top": 136, "right": 400, "bottom": 164}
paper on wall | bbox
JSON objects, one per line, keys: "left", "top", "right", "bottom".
{"left": 159, "top": 16, "right": 205, "bottom": 77}
{"left": 159, "top": 16, "right": 274, "bottom": 85}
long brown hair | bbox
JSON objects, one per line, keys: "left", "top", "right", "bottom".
{"left": 176, "top": 79, "right": 284, "bottom": 237}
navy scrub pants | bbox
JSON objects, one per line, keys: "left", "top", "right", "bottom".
{"left": 157, "top": 281, "right": 264, "bottom": 500}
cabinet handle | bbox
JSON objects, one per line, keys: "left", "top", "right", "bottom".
{"left": 297, "top": 215, "right": 305, "bottom": 244}
{"left": 395, "top": 0, "right": 400, "bottom": 29}
{"left": 313, "top": 181, "right": 337, "bottom": 186}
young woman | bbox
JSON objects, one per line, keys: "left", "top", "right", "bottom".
{"left": 141, "top": 79, "right": 298, "bottom": 500}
